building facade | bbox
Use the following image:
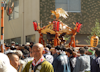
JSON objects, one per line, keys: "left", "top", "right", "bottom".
{"left": 0, "top": 0, "right": 100, "bottom": 46}
{"left": 0, "top": 0, "right": 40, "bottom": 45}
{"left": 40, "top": 0, "right": 100, "bottom": 45}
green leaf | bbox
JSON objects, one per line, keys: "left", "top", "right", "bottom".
{"left": 85, "top": 19, "right": 100, "bottom": 45}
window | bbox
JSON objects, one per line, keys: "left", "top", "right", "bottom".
{"left": 4, "top": 39, "right": 11, "bottom": 45}
{"left": 11, "top": 37, "right": 21, "bottom": 44}
{"left": 9, "top": 0, "right": 19, "bottom": 20}
{"left": 55, "top": 0, "right": 81, "bottom": 12}
{"left": 26, "top": 34, "right": 35, "bottom": 43}
{"left": 4, "top": 37, "right": 21, "bottom": 45}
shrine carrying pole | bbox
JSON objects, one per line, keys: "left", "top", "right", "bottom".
{"left": 1, "top": 0, "right": 5, "bottom": 53}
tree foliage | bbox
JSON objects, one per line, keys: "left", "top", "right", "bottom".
{"left": 85, "top": 19, "right": 100, "bottom": 45}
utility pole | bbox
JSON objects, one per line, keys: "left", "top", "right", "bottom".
{"left": 0, "top": 0, "right": 14, "bottom": 53}
{"left": 1, "top": 0, "right": 5, "bottom": 53}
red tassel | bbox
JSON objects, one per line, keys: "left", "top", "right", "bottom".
{"left": 33, "top": 21, "right": 38, "bottom": 31}
{"left": 57, "top": 21, "right": 60, "bottom": 31}
{"left": 53, "top": 21, "right": 60, "bottom": 31}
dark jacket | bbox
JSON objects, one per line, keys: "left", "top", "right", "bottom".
{"left": 73, "top": 54, "right": 90, "bottom": 72}
{"left": 52, "top": 54, "right": 71, "bottom": 72}
{"left": 91, "top": 57, "right": 100, "bottom": 72}
{"left": 69, "top": 56, "right": 76, "bottom": 72}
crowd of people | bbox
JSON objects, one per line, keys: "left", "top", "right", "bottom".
{"left": 0, "top": 41, "right": 100, "bottom": 72}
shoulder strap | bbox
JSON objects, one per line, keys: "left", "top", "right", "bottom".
{"left": 32, "top": 60, "right": 46, "bottom": 72}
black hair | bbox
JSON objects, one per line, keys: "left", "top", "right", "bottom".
{"left": 21, "top": 49, "right": 30, "bottom": 58}
{"left": 30, "top": 42, "right": 34, "bottom": 44}
{"left": 24, "top": 46, "right": 29, "bottom": 51}
{"left": 71, "top": 47, "right": 75, "bottom": 51}
{"left": 22, "top": 44, "right": 25, "bottom": 46}
{"left": 66, "top": 48, "right": 73, "bottom": 54}
{"left": 60, "top": 45, "right": 66, "bottom": 51}
{"left": 5, "top": 45, "right": 10, "bottom": 47}
{"left": 84, "top": 46, "right": 88, "bottom": 51}
{"left": 94, "top": 47, "right": 98, "bottom": 50}
{"left": 55, "top": 45, "right": 61, "bottom": 50}
{"left": 46, "top": 44, "right": 51, "bottom": 50}
{"left": 79, "top": 47, "right": 85, "bottom": 54}
{"left": 95, "top": 48, "right": 100, "bottom": 57}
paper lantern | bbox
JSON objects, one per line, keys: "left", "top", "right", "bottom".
{"left": 53, "top": 21, "right": 60, "bottom": 31}
{"left": 33, "top": 21, "right": 38, "bottom": 31}
{"left": 90, "top": 35, "right": 99, "bottom": 47}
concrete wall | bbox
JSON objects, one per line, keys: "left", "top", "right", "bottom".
{"left": 0, "top": 0, "right": 40, "bottom": 44}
